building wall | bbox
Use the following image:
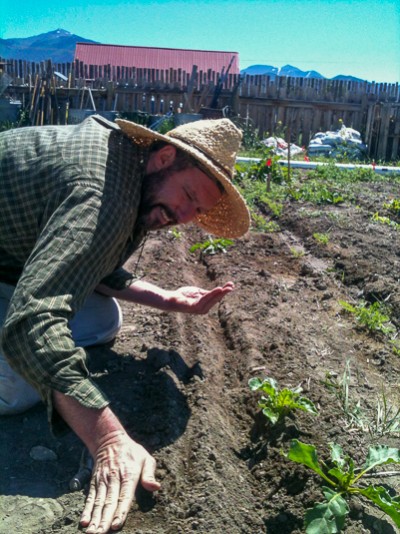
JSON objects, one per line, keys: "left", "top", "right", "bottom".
{"left": 74, "top": 43, "right": 239, "bottom": 74}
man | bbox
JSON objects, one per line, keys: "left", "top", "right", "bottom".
{"left": 0, "top": 115, "right": 250, "bottom": 533}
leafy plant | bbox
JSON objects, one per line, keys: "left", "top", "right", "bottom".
{"left": 383, "top": 198, "right": 400, "bottom": 215}
{"left": 250, "top": 210, "right": 280, "bottom": 232}
{"left": 288, "top": 181, "right": 345, "bottom": 205}
{"left": 290, "top": 247, "right": 305, "bottom": 258}
{"left": 313, "top": 232, "right": 330, "bottom": 245}
{"left": 189, "top": 237, "right": 234, "bottom": 255}
{"left": 371, "top": 212, "right": 400, "bottom": 230}
{"left": 339, "top": 300, "right": 395, "bottom": 336}
{"left": 168, "top": 227, "right": 182, "bottom": 239}
{"left": 248, "top": 376, "right": 318, "bottom": 424}
{"left": 286, "top": 439, "right": 400, "bottom": 533}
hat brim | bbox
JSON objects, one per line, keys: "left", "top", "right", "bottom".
{"left": 116, "top": 119, "right": 250, "bottom": 238}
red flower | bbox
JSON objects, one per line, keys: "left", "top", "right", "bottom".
{"left": 266, "top": 158, "right": 272, "bottom": 167}
{"left": 304, "top": 156, "right": 310, "bottom": 162}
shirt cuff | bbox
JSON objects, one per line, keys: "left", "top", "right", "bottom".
{"left": 41, "top": 378, "right": 110, "bottom": 437}
{"left": 100, "top": 267, "right": 134, "bottom": 291}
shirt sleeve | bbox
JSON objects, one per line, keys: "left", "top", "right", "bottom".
{"left": 1, "top": 183, "right": 135, "bottom": 434}
{"left": 100, "top": 267, "right": 134, "bottom": 290}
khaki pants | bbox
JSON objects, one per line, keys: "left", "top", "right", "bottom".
{"left": 0, "top": 282, "right": 122, "bottom": 415}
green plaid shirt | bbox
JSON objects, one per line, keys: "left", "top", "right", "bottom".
{"left": 0, "top": 115, "right": 148, "bottom": 429}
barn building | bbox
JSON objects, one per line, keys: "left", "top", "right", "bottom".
{"left": 74, "top": 43, "right": 240, "bottom": 75}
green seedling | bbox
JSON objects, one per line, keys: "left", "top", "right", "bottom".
{"left": 189, "top": 237, "right": 234, "bottom": 255}
{"left": 251, "top": 210, "right": 280, "bottom": 232}
{"left": 248, "top": 377, "right": 318, "bottom": 424}
{"left": 372, "top": 211, "right": 400, "bottom": 230}
{"left": 168, "top": 227, "right": 182, "bottom": 239}
{"left": 286, "top": 439, "right": 400, "bottom": 533}
{"left": 339, "top": 300, "right": 395, "bottom": 336}
{"left": 313, "top": 232, "right": 330, "bottom": 245}
{"left": 290, "top": 247, "right": 305, "bottom": 258}
{"left": 383, "top": 198, "right": 400, "bottom": 215}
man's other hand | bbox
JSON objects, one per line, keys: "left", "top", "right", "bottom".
{"left": 80, "top": 430, "right": 160, "bottom": 533}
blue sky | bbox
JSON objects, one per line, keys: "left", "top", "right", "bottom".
{"left": 2, "top": 0, "right": 399, "bottom": 83}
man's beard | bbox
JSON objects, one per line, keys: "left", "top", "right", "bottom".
{"left": 137, "top": 168, "right": 178, "bottom": 230}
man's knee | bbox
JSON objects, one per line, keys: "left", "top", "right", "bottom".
{"left": 69, "top": 293, "right": 123, "bottom": 347}
{"left": 0, "top": 363, "right": 41, "bottom": 415}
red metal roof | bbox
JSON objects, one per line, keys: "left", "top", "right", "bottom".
{"left": 74, "top": 43, "right": 239, "bottom": 74}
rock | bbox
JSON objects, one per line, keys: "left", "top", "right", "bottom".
{"left": 29, "top": 445, "right": 58, "bottom": 461}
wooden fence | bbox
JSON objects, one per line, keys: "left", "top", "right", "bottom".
{"left": 1, "top": 58, "right": 400, "bottom": 161}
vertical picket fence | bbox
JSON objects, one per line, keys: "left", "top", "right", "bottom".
{"left": 1, "top": 58, "right": 399, "bottom": 160}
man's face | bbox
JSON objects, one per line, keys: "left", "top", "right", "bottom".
{"left": 138, "top": 166, "right": 223, "bottom": 231}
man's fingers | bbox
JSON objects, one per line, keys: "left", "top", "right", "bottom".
{"left": 195, "top": 287, "right": 231, "bottom": 313}
{"left": 111, "top": 478, "right": 137, "bottom": 530}
{"left": 84, "top": 480, "right": 108, "bottom": 533}
{"left": 80, "top": 480, "right": 97, "bottom": 526}
{"left": 96, "top": 474, "right": 121, "bottom": 533}
{"left": 141, "top": 455, "right": 161, "bottom": 491}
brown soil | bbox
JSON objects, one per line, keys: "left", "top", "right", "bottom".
{"left": 2, "top": 175, "right": 400, "bottom": 534}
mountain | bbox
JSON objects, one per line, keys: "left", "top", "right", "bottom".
{"left": 0, "top": 29, "right": 98, "bottom": 63}
{"left": 239, "top": 64, "right": 280, "bottom": 76}
{"left": 241, "top": 63, "right": 365, "bottom": 82}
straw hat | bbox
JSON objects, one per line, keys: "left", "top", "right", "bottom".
{"left": 116, "top": 117, "right": 250, "bottom": 238}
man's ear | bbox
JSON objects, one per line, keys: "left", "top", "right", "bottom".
{"left": 151, "top": 145, "right": 177, "bottom": 172}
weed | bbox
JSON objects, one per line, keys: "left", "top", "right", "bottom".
{"left": 290, "top": 247, "right": 305, "bottom": 258}
{"left": 285, "top": 440, "right": 400, "bottom": 533}
{"left": 289, "top": 182, "right": 345, "bottom": 205}
{"left": 313, "top": 232, "right": 330, "bottom": 245}
{"left": 339, "top": 300, "right": 395, "bottom": 336}
{"left": 323, "top": 361, "right": 400, "bottom": 437}
{"left": 323, "top": 361, "right": 369, "bottom": 432}
{"left": 383, "top": 198, "right": 400, "bottom": 215}
{"left": 249, "top": 376, "right": 318, "bottom": 424}
{"left": 371, "top": 212, "right": 400, "bottom": 230}
{"left": 369, "top": 391, "right": 400, "bottom": 437}
{"left": 168, "top": 227, "right": 182, "bottom": 239}
{"left": 251, "top": 211, "right": 280, "bottom": 232}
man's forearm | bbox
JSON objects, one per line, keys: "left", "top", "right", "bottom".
{"left": 52, "top": 390, "right": 125, "bottom": 455}
{"left": 96, "top": 280, "right": 171, "bottom": 310}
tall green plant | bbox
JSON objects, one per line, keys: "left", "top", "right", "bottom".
{"left": 286, "top": 440, "right": 400, "bottom": 533}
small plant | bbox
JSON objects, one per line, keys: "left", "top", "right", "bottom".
{"left": 189, "top": 237, "right": 234, "bottom": 255}
{"left": 248, "top": 376, "right": 318, "bottom": 424}
{"left": 322, "top": 361, "right": 369, "bottom": 433}
{"left": 323, "top": 361, "right": 400, "bottom": 437}
{"left": 383, "top": 198, "right": 400, "bottom": 215}
{"left": 250, "top": 210, "right": 280, "bottom": 232}
{"left": 339, "top": 300, "right": 395, "bottom": 336}
{"left": 286, "top": 439, "right": 400, "bottom": 533}
{"left": 290, "top": 247, "right": 305, "bottom": 258}
{"left": 168, "top": 227, "right": 182, "bottom": 239}
{"left": 371, "top": 212, "right": 400, "bottom": 230}
{"left": 289, "top": 181, "right": 345, "bottom": 205}
{"left": 370, "top": 390, "right": 400, "bottom": 437}
{"left": 313, "top": 232, "right": 330, "bottom": 245}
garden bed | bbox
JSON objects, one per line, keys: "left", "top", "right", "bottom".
{"left": 1, "top": 165, "right": 400, "bottom": 533}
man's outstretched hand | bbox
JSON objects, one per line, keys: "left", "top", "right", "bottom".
{"left": 96, "top": 280, "right": 235, "bottom": 315}
{"left": 81, "top": 430, "right": 160, "bottom": 533}
{"left": 166, "top": 281, "right": 234, "bottom": 314}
